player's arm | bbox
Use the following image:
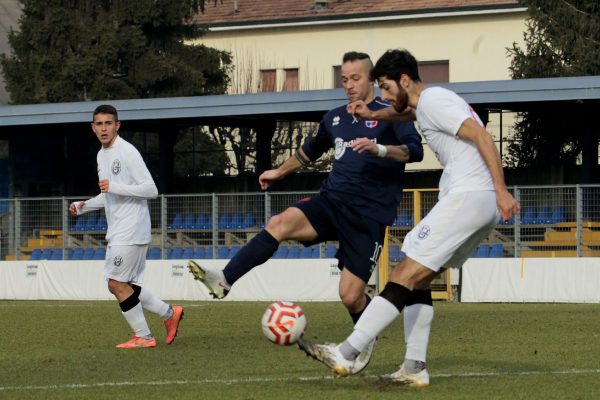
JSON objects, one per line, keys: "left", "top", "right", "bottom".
{"left": 106, "top": 151, "right": 158, "bottom": 199}
{"left": 259, "top": 151, "right": 304, "bottom": 190}
{"left": 347, "top": 100, "right": 416, "bottom": 122}
{"left": 457, "top": 119, "right": 520, "bottom": 220}
{"left": 69, "top": 193, "right": 105, "bottom": 216}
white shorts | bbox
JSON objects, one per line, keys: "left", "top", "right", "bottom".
{"left": 104, "top": 244, "right": 148, "bottom": 285}
{"left": 401, "top": 191, "right": 499, "bottom": 272}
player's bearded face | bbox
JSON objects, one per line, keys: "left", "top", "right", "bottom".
{"left": 393, "top": 86, "right": 409, "bottom": 112}
{"left": 378, "top": 77, "right": 409, "bottom": 112}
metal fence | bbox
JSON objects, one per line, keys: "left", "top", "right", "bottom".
{"left": 3, "top": 185, "right": 600, "bottom": 261}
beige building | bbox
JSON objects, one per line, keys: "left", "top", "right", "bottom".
{"left": 193, "top": 0, "right": 528, "bottom": 169}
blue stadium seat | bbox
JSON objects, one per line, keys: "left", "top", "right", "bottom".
{"left": 168, "top": 213, "right": 184, "bottom": 230}
{"left": 30, "top": 248, "right": 42, "bottom": 260}
{"left": 287, "top": 245, "right": 302, "bottom": 258}
{"left": 324, "top": 244, "right": 337, "bottom": 258}
{"left": 196, "top": 213, "right": 212, "bottom": 229}
{"left": 228, "top": 245, "right": 241, "bottom": 258}
{"left": 147, "top": 247, "right": 161, "bottom": 260}
{"left": 473, "top": 244, "right": 491, "bottom": 258}
{"left": 230, "top": 213, "right": 244, "bottom": 229}
{"left": 299, "top": 246, "right": 314, "bottom": 258}
{"left": 402, "top": 210, "right": 414, "bottom": 227}
{"left": 193, "top": 246, "right": 206, "bottom": 259}
{"left": 67, "top": 248, "right": 74, "bottom": 260}
{"left": 389, "top": 245, "right": 401, "bottom": 262}
{"left": 273, "top": 245, "right": 289, "bottom": 259}
{"left": 93, "top": 248, "right": 106, "bottom": 260}
{"left": 73, "top": 214, "right": 92, "bottom": 231}
{"left": 218, "top": 246, "right": 230, "bottom": 259}
{"left": 392, "top": 215, "right": 402, "bottom": 227}
{"left": 96, "top": 215, "right": 108, "bottom": 231}
{"left": 182, "top": 247, "right": 194, "bottom": 259}
{"left": 169, "top": 247, "right": 184, "bottom": 259}
{"left": 521, "top": 207, "right": 535, "bottom": 225}
{"left": 311, "top": 246, "right": 321, "bottom": 258}
{"left": 218, "top": 213, "right": 233, "bottom": 229}
{"left": 242, "top": 212, "right": 256, "bottom": 228}
{"left": 70, "top": 248, "right": 84, "bottom": 260}
{"left": 50, "top": 249, "right": 63, "bottom": 260}
{"left": 551, "top": 206, "right": 566, "bottom": 224}
{"left": 82, "top": 248, "right": 95, "bottom": 260}
{"left": 488, "top": 244, "right": 504, "bottom": 258}
{"left": 82, "top": 215, "right": 98, "bottom": 231}
{"left": 205, "top": 247, "right": 214, "bottom": 259}
{"left": 534, "top": 207, "right": 552, "bottom": 224}
{"left": 182, "top": 213, "right": 196, "bottom": 229}
{"left": 40, "top": 248, "right": 52, "bottom": 259}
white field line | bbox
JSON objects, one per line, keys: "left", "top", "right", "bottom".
{"left": 2, "top": 368, "right": 600, "bottom": 392}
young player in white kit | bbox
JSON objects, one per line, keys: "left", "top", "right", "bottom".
{"left": 69, "top": 105, "right": 183, "bottom": 349}
{"left": 299, "top": 49, "right": 520, "bottom": 384}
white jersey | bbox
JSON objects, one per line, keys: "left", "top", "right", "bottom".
{"left": 416, "top": 86, "right": 493, "bottom": 197}
{"left": 76, "top": 136, "right": 158, "bottom": 245}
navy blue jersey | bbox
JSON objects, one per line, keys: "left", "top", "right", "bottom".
{"left": 301, "top": 97, "right": 423, "bottom": 225}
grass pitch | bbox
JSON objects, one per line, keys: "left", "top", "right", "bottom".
{"left": 1, "top": 300, "right": 600, "bottom": 400}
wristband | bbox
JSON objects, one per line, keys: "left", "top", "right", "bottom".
{"left": 376, "top": 144, "right": 388, "bottom": 158}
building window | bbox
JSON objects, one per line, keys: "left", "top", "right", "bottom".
{"left": 260, "top": 69, "right": 276, "bottom": 92}
{"left": 418, "top": 61, "right": 449, "bottom": 84}
{"left": 283, "top": 68, "right": 299, "bottom": 91}
{"left": 333, "top": 65, "right": 342, "bottom": 88}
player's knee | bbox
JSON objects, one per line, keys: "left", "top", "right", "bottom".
{"left": 339, "top": 288, "right": 364, "bottom": 310}
{"left": 265, "top": 212, "right": 296, "bottom": 238}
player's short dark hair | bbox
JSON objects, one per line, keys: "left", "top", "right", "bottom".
{"left": 343, "top": 51, "right": 373, "bottom": 69}
{"left": 371, "top": 49, "right": 421, "bottom": 83}
{"left": 93, "top": 104, "right": 119, "bottom": 121}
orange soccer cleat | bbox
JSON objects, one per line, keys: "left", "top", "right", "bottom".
{"left": 115, "top": 336, "right": 157, "bottom": 349}
{"left": 164, "top": 305, "right": 184, "bottom": 345}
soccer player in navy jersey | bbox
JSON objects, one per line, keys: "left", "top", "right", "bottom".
{"left": 188, "top": 52, "right": 424, "bottom": 368}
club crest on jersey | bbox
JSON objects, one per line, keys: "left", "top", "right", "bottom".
{"left": 334, "top": 137, "right": 346, "bottom": 159}
{"left": 112, "top": 159, "right": 121, "bottom": 175}
{"left": 113, "top": 255, "right": 123, "bottom": 266}
{"left": 332, "top": 116, "right": 340, "bottom": 126}
{"left": 365, "top": 120, "right": 378, "bottom": 128}
{"left": 417, "top": 225, "right": 431, "bottom": 240}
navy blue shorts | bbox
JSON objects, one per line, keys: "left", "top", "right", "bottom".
{"left": 293, "top": 193, "right": 386, "bottom": 283}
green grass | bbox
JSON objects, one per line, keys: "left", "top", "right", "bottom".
{"left": 1, "top": 301, "right": 600, "bottom": 400}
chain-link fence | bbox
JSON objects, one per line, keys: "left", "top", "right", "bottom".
{"left": 3, "top": 185, "right": 600, "bottom": 262}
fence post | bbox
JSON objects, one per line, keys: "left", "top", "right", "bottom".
{"left": 161, "top": 195, "right": 167, "bottom": 259}
{"left": 576, "top": 185, "right": 583, "bottom": 257}
{"left": 514, "top": 186, "right": 521, "bottom": 258}
{"left": 62, "top": 197, "right": 69, "bottom": 258}
{"left": 212, "top": 193, "right": 218, "bottom": 259}
{"left": 14, "top": 198, "right": 20, "bottom": 260}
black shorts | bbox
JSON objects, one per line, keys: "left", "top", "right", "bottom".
{"left": 293, "top": 192, "right": 386, "bottom": 283}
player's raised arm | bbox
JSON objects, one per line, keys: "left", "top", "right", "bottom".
{"left": 347, "top": 100, "right": 415, "bottom": 122}
{"left": 457, "top": 118, "right": 520, "bottom": 221}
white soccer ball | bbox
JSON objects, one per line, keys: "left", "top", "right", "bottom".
{"left": 261, "top": 301, "right": 307, "bottom": 345}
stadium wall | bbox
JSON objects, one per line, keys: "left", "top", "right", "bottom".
{"left": 2, "top": 258, "right": 600, "bottom": 303}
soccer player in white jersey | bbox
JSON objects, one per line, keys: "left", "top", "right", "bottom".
{"left": 68, "top": 104, "right": 184, "bottom": 349}
{"left": 299, "top": 49, "right": 520, "bottom": 385}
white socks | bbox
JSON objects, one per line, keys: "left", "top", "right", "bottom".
{"left": 346, "top": 296, "right": 400, "bottom": 353}
{"left": 122, "top": 302, "right": 151, "bottom": 338}
{"left": 138, "top": 287, "right": 170, "bottom": 320}
{"left": 404, "top": 303, "right": 434, "bottom": 362}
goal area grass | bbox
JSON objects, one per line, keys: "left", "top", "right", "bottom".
{"left": 2, "top": 300, "right": 599, "bottom": 400}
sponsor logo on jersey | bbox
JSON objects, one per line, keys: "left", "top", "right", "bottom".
{"left": 113, "top": 255, "right": 123, "bottom": 267}
{"left": 365, "top": 120, "right": 378, "bottom": 128}
{"left": 417, "top": 225, "right": 431, "bottom": 240}
{"left": 112, "top": 159, "right": 121, "bottom": 175}
{"left": 334, "top": 137, "right": 346, "bottom": 159}
{"left": 332, "top": 116, "right": 340, "bottom": 126}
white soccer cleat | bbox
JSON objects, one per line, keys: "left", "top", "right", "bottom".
{"left": 297, "top": 339, "right": 359, "bottom": 377}
{"left": 383, "top": 362, "right": 430, "bottom": 387}
{"left": 353, "top": 338, "right": 376, "bottom": 374}
{"left": 187, "top": 260, "right": 230, "bottom": 299}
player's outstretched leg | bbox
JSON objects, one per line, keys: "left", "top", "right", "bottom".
{"left": 164, "top": 305, "right": 184, "bottom": 345}
{"left": 298, "top": 338, "right": 365, "bottom": 377}
{"left": 187, "top": 260, "right": 230, "bottom": 299}
{"left": 380, "top": 361, "right": 430, "bottom": 387}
